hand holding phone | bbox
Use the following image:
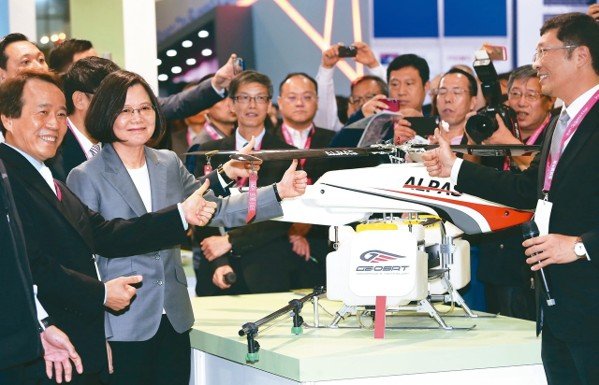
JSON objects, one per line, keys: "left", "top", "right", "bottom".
{"left": 380, "top": 98, "right": 400, "bottom": 112}
{"left": 405, "top": 117, "right": 439, "bottom": 137}
{"left": 233, "top": 57, "right": 245, "bottom": 75}
{"left": 338, "top": 45, "right": 357, "bottom": 58}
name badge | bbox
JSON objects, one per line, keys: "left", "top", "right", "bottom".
{"left": 534, "top": 199, "right": 552, "bottom": 236}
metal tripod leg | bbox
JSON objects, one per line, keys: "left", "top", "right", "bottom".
{"left": 329, "top": 304, "right": 355, "bottom": 328}
{"left": 441, "top": 276, "right": 479, "bottom": 318}
{"left": 418, "top": 299, "right": 452, "bottom": 330}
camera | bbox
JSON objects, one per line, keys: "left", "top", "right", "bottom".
{"left": 338, "top": 45, "right": 357, "bottom": 58}
{"left": 465, "top": 50, "right": 520, "bottom": 144}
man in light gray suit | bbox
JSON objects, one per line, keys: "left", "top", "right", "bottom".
{"left": 66, "top": 70, "right": 306, "bottom": 385}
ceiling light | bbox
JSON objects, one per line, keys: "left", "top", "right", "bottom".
{"left": 50, "top": 34, "right": 59, "bottom": 42}
{"left": 186, "top": 58, "right": 197, "bottom": 65}
{"left": 156, "top": 58, "right": 162, "bottom": 66}
{"left": 198, "top": 30, "right": 209, "bottom": 38}
{"left": 182, "top": 40, "right": 193, "bottom": 48}
{"left": 171, "top": 66, "right": 182, "bottom": 74}
{"left": 40, "top": 36, "right": 49, "bottom": 44}
{"left": 166, "top": 49, "right": 177, "bottom": 57}
{"left": 158, "top": 74, "right": 169, "bottom": 81}
{"left": 201, "top": 48, "right": 212, "bottom": 57}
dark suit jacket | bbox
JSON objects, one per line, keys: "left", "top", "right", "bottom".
{"left": 272, "top": 125, "right": 337, "bottom": 287}
{"left": 456, "top": 102, "right": 599, "bottom": 342}
{"left": 0, "top": 143, "right": 187, "bottom": 373}
{"left": 272, "top": 125, "right": 336, "bottom": 183}
{"left": 48, "top": 78, "right": 223, "bottom": 182}
{"left": 192, "top": 132, "right": 297, "bottom": 294}
{"left": 0, "top": 160, "right": 42, "bottom": 370}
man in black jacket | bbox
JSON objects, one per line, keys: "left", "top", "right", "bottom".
{"left": 423, "top": 13, "right": 599, "bottom": 385}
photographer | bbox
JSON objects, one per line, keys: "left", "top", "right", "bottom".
{"left": 470, "top": 65, "right": 555, "bottom": 321}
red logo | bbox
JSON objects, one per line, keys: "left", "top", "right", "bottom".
{"left": 360, "top": 250, "right": 405, "bottom": 263}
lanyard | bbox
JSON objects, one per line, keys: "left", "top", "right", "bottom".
{"left": 236, "top": 140, "right": 262, "bottom": 187}
{"left": 502, "top": 114, "right": 550, "bottom": 171}
{"left": 204, "top": 123, "right": 224, "bottom": 141}
{"left": 543, "top": 89, "right": 599, "bottom": 192}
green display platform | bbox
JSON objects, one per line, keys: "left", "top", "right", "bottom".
{"left": 189, "top": 292, "right": 542, "bottom": 383}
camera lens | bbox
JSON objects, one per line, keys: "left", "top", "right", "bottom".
{"left": 466, "top": 112, "right": 498, "bottom": 143}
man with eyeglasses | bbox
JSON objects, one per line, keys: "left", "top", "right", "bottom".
{"left": 273, "top": 72, "right": 336, "bottom": 287}
{"left": 468, "top": 65, "right": 555, "bottom": 322}
{"left": 423, "top": 13, "right": 599, "bottom": 385}
{"left": 192, "top": 70, "right": 302, "bottom": 296}
{"left": 433, "top": 68, "right": 478, "bottom": 144}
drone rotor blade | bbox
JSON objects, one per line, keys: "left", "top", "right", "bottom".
{"left": 411, "top": 144, "right": 541, "bottom": 157}
{"left": 185, "top": 147, "right": 393, "bottom": 161}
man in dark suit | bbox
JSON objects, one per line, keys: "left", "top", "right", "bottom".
{"left": 48, "top": 55, "right": 235, "bottom": 181}
{"left": 423, "top": 13, "right": 599, "bottom": 385}
{"left": 0, "top": 70, "right": 216, "bottom": 384}
{"left": 274, "top": 72, "right": 337, "bottom": 287}
{"left": 0, "top": 159, "right": 83, "bottom": 385}
{"left": 193, "top": 70, "right": 299, "bottom": 295}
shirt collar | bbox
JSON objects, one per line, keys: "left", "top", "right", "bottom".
{"left": 235, "top": 127, "right": 266, "bottom": 150}
{"left": 68, "top": 117, "right": 98, "bottom": 159}
{"left": 563, "top": 83, "right": 599, "bottom": 121}
{"left": 4, "top": 143, "right": 56, "bottom": 193}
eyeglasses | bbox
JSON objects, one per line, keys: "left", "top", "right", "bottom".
{"left": 119, "top": 104, "right": 155, "bottom": 119}
{"left": 508, "top": 90, "right": 543, "bottom": 102}
{"left": 532, "top": 45, "right": 578, "bottom": 62}
{"left": 349, "top": 93, "right": 377, "bottom": 105}
{"left": 231, "top": 94, "right": 271, "bottom": 104}
{"left": 282, "top": 94, "right": 317, "bottom": 103}
{"left": 436, "top": 88, "right": 469, "bottom": 97}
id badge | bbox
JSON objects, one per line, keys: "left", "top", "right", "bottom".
{"left": 534, "top": 199, "right": 552, "bottom": 236}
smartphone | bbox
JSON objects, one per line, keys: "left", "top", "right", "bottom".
{"left": 380, "top": 98, "right": 400, "bottom": 112}
{"left": 482, "top": 44, "right": 507, "bottom": 61}
{"left": 338, "top": 45, "right": 357, "bottom": 58}
{"left": 233, "top": 57, "right": 245, "bottom": 75}
{"left": 405, "top": 117, "right": 438, "bottom": 137}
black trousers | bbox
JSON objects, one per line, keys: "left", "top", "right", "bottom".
{"left": 108, "top": 315, "right": 190, "bottom": 385}
{"left": 542, "top": 323, "right": 599, "bottom": 385}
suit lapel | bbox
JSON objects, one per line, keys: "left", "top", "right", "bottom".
{"left": 550, "top": 103, "right": 599, "bottom": 191}
{"left": 100, "top": 144, "right": 147, "bottom": 217}
{"left": 146, "top": 148, "right": 166, "bottom": 213}
{"left": 0, "top": 144, "right": 62, "bottom": 211}
{"left": 536, "top": 116, "right": 558, "bottom": 195}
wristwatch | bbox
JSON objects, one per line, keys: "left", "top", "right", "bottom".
{"left": 574, "top": 238, "right": 590, "bottom": 261}
{"left": 217, "top": 165, "right": 235, "bottom": 186}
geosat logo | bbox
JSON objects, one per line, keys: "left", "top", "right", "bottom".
{"left": 356, "top": 250, "right": 409, "bottom": 272}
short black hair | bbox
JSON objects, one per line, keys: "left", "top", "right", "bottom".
{"left": 0, "top": 69, "right": 62, "bottom": 135}
{"left": 62, "top": 56, "right": 120, "bottom": 115}
{"left": 541, "top": 12, "right": 599, "bottom": 75}
{"left": 350, "top": 75, "right": 388, "bottom": 96}
{"left": 0, "top": 33, "right": 30, "bottom": 69}
{"left": 278, "top": 72, "right": 318, "bottom": 94}
{"left": 229, "top": 70, "right": 273, "bottom": 98}
{"left": 386, "top": 54, "right": 430, "bottom": 84}
{"left": 86, "top": 70, "right": 164, "bottom": 146}
{"left": 441, "top": 68, "right": 478, "bottom": 97}
{"left": 48, "top": 39, "right": 94, "bottom": 74}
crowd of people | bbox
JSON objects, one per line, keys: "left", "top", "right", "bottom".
{"left": 1, "top": 7, "right": 597, "bottom": 385}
